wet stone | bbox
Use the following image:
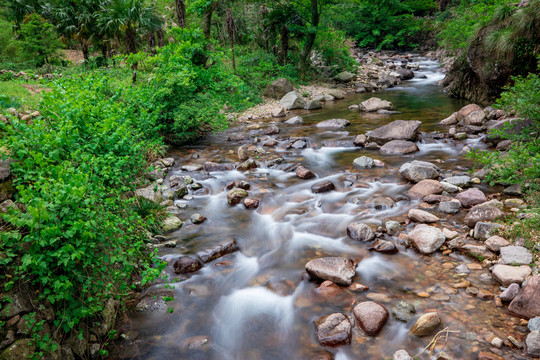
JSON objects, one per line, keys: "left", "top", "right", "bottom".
{"left": 380, "top": 140, "right": 419, "bottom": 154}
{"left": 499, "top": 283, "right": 520, "bottom": 302}
{"left": 311, "top": 180, "right": 335, "bottom": 193}
{"left": 237, "top": 181, "right": 251, "bottom": 190}
{"left": 347, "top": 222, "right": 375, "bottom": 241}
{"left": 284, "top": 116, "right": 303, "bottom": 125}
{"left": 296, "top": 165, "right": 315, "bottom": 179}
{"left": 264, "top": 125, "right": 280, "bottom": 135}
{"left": 315, "top": 119, "right": 350, "bottom": 129}
{"left": 353, "top": 156, "right": 374, "bottom": 169}
{"left": 190, "top": 213, "right": 206, "bottom": 224}
{"left": 409, "top": 225, "right": 445, "bottom": 254}
{"left": 368, "top": 240, "right": 398, "bottom": 254}
{"left": 372, "top": 196, "right": 394, "bottom": 210}
{"left": 477, "top": 352, "right": 504, "bottom": 360}
{"left": 243, "top": 198, "right": 260, "bottom": 209}
{"left": 227, "top": 188, "right": 249, "bottom": 205}
{"left": 391, "top": 301, "right": 416, "bottom": 322}
{"left": 197, "top": 239, "right": 239, "bottom": 263}
{"left": 353, "top": 301, "right": 389, "bottom": 336}
{"left": 393, "top": 350, "right": 413, "bottom": 360}
{"left": 305, "top": 257, "right": 356, "bottom": 286}
{"left": 399, "top": 160, "right": 439, "bottom": 182}
{"left": 410, "top": 312, "right": 442, "bottom": 337}
{"left": 408, "top": 179, "right": 443, "bottom": 199}
{"left": 314, "top": 313, "right": 352, "bottom": 347}
{"left": 173, "top": 256, "right": 202, "bottom": 274}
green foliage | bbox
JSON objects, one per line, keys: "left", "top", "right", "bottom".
{"left": 326, "top": 0, "right": 436, "bottom": 49}
{"left": 0, "top": 72, "right": 166, "bottom": 347}
{"left": 18, "top": 13, "right": 63, "bottom": 67}
{"left": 314, "top": 27, "right": 357, "bottom": 73}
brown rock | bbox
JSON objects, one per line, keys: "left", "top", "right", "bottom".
{"left": 407, "top": 180, "right": 443, "bottom": 199}
{"left": 173, "top": 256, "right": 202, "bottom": 274}
{"left": 296, "top": 165, "right": 315, "bottom": 179}
{"left": 305, "top": 257, "right": 356, "bottom": 286}
{"left": 455, "top": 188, "right": 487, "bottom": 208}
{"left": 353, "top": 301, "right": 389, "bottom": 336}
{"left": 243, "top": 198, "right": 260, "bottom": 209}
{"left": 509, "top": 275, "right": 540, "bottom": 318}
{"left": 410, "top": 312, "right": 442, "bottom": 336}
{"left": 196, "top": 239, "right": 239, "bottom": 263}
{"left": 477, "top": 352, "right": 504, "bottom": 360}
{"left": 311, "top": 180, "right": 335, "bottom": 193}
{"left": 314, "top": 313, "right": 352, "bottom": 346}
{"left": 456, "top": 104, "right": 482, "bottom": 122}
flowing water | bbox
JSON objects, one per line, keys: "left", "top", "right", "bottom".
{"left": 111, "top": 59, "right": 528, "bottom": 359}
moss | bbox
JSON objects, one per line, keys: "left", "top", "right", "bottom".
{"left": 0, "top": 181, "right": 15, "bottom": 202}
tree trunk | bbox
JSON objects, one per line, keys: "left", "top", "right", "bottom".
{"left": 298, "top": 0, "right": 320, "bottom": 77}
{"left": 101, "top": 42, "right": 108, "bottom": 58}
{"left": 203, "top": 2, "right": 218, "bottom": 39}
{"left": 125, "top": 25, "right": 137, "bottom": 54}
{"left": 226, "top": 8, "right": 236, "bottom": 71}
{"left": 280, "top": 25, "right": 289, "bottom": 65}
{"left": 82, "top": 41, "right": 89, "bottom": 61}
{"left": 157, "top": 29, "right": 165, "bottom": 47}
{"left": 148, "top": 32, "right": 156, "bottom": 55}
{"left": 175, "top": 0, "right": 186, "bottom": 28}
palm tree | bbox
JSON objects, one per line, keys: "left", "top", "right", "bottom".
{"left": 97, "top": 0, "right": 162, "bottom": 54}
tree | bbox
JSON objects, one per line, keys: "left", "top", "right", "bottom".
{"left": 175, "top": 0, "right": 186, "bottom": 28}
{"left": 298, "top": 0, "right": 320, "bottom": 76}
{"left": 225, "top": 8, "right": 236, "bottom": 70}
{"left": 98, "top": 0, "right": 163, "bottom": 54}
{"left": 18, "top": 13, "right": 63, "bottom": 66}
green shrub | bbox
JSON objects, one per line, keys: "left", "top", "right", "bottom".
{"left": 18, "top": 13, "right": 63, "bottom": 67}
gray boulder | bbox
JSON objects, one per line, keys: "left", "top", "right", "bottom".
{"left": 280, "top": 91, "right": 306, "bottom": 110}
{"left": 265, "top": 78, "right": 293, "bottom": 99}
{"left": 509, "top": 275, "right": 540, "bottom": 318}
{"left": 455, "top": 188, "right": 487, "bottom": 207}
{"left": 314, "top": 313, "right": 352, "bottom": 346}
{"left": 366, "top": 120, "right": 422, "bottom": 145}
{"left": 305, "top": 257, "right": 356, "bottom": 285}
{"left": 347, "top": 222, "right": 375, "bottom": 241}
{"left": 409, "top": 225, "right": 445, "bottom": 254}
{"left": 353, "top": 301, "right": 389, "bottom": 336}
{"left": 335, "top": 71, "right": 356, "bottom": 83}
{"left": 285, "top": 116, "right": 304, "bottom": 125}
{"left": 305, "top": 99, "right": 322, "bottom": 110}
{"left": 439, "top": 200, "right": 461, "bottom": 214}
{"left": 380, "top": 140, "right": 419, "bottom": 154}
{"left": 442, "top": 176, "right": 471, "bottom": 188}
{"left": 499, "top": 246, "right": 533, "bottom": 265}
{"left": 399, "top": 161, "right": 439, "bottom": 182}
{"left": 315, "top": 119, "right": 350, "bottom": 129}
{"left": 359, "top": 97, "right": 393, "bottom": 112}
{"left": 492, "top": 264, "right": 531, "bottom": 286}
{"left": 353, "top": 156, "right": 374, "bottom": 169}
{"left": 464, "top": 206, "right": 505, "bottom": 227}
{"left": 526, "top": 331, "right": 540, "bottom": 357}
{"left": 473, "top": 222, "right": 504, "bottom": 240}
{"left": 499, "top": 283, "right": 520, "bottom": 302}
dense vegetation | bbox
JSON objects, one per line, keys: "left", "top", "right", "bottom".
{"left": 0, "top": 0, "right": 538, "bottom": 358}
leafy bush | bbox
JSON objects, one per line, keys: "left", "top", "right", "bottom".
{"left": 18, "top": 13, "right": 63, "bottom": 67}
{"left": 0, "top": 73, "right": 165, "bottom": 355}
{"left": 314, "top": 27, "right": 357, "bottom": 74}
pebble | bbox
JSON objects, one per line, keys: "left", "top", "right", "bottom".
{"left": 490, "top": 337, "right": 503, "bottom": 348}
{"left": 466, "top": 263, "right": 483, "bottom": 270}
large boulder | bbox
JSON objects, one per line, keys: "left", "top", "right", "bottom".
{"left": 492, "top": 264, "right": 531, "bottom": 286}
{"left": 509, "top": 275, "right": 540, "bottom": 318}
{"left": 409, "top": 225, "right": 445, "bottom": 254}
{"left": 399, "top": 161, "right": 439, "bottom": 182}
{"left": 280, "top": 91, "right": 306, "bottom": 110}
{"left": 314, "top": 313, "right": 352, "bottom": 346}
{"left": 353, "top": 156, "right": 374, "bottom": 169}
{"left": 463, "top": 110, "right": 486, "bottom": 126}
{"left": 407, "top": 179, "right": 443, "bottom": 199}
{"left": 473, "top": 222, "right": 504, "bottom": 240}
{"left": 486, "top": 117, "right": 535, "bottom": 144}
{"left": 456, "top": 104, "right": 482, "bottom": 122}
{"left": 347, "top": 222, "right": 375, "bottom": 241}
{"left": 353, "top": 301, "right": 389, "bottom": 336}
{"left": 359, "top": 97, "right": 393, "bottom": 112}
{"left": 408, "top": 209, "right": 439, "bottom": 223}
{"left": 305, "top": 100, "right": 322, "bottom": 110}
{"left": 366, "top": 120, "right": 422, "bottom": 145}
{"left": 305, "top": 257, "right": 356, "bottom": 286}
{"left": 464, "top": 206, "right": 505, "bottom": 227}
{"left": 455, "top": 188, "right": 486, "bottom": 208}
{"left": 335, "top": 71, "right": 356, "bottom": 83}
{"left": 396, "top": 68, "right": 414, "bottom": 80}
{"left": 380, "top": 140, "right": 419, "bottom": 154}
{"left": 499, "top": 246, "right": 533, "bottom": 265}
{"left": 315, "top": 119, "right": 351, "bottom": 129}
{"left": 162, "top": 216, "right": 183, "bottom": 232}
{"left": 265, "top": 78, "right": 293, "bottom": 99}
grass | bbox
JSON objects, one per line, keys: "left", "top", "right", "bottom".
{"left": 0, "top": 81, "right": 44, "bottom": 109}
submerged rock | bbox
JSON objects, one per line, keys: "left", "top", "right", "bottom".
{"left": 410, "top": 312, "right": 442, "bottom": 336}
{"left": 391, "top": 301, "right": 416, "bottom": 322}
{"left": 315, "top": 119, "right": 351, "bottom": 129}
{"left": 305, "top": 257, "right": 356, "bottom": 286}
{"left": 380, "top": 140, "right": 419, "bottom": 154}
{"left": 353, "top": 301, "right": 389, "bottom": 336}
{"left": 314, "top": 313, "right": 352, "bottom": 346}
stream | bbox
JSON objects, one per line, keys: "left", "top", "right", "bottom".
{"left": 111, "top": 59, "right": 527, "bottom": 360}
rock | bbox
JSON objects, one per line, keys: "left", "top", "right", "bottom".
{"left": 328, "top": 89, "right": 346, "bottom": 99}
{"left": 504, "top": 184, "right": 522, "bottom": 196}
{"left": 335, "top": 71, "right": 356, "bottom": 83}
{"left": 295, "top": 165, "right": 315, "bottom": 179}
{"left": 0, "top": 339, "right": 35, "bottom": 360}
{"left": 391, "top": 301, "right": 416, "bottom": 322}
{"left": 190, "top": 213, "right": 206, "bottom": 224}
{"left": 396, "top": 68, "right": 414, "bottom": 80}
{"left": 410, "top": 312, "right": 442, "bottom": 337}
{"left": 473, "top": 222, "right": 504, "bottom": 240}
{"left": 486, "top": 117, "right": 535, "bottom": 144}
{"left": 228, "top": 134, "right": 245, "bottom": 142}
{"left": 305, "top": 257, "right": 356, "bottom": 286}
{"left": 243, "top": 198, "right": 260, "bottom": 209}
{"left": 492, "top": 264, "right": 531, "bottom": 286}
{"left": 409, "top": 225, "right": 445, "bottom": 254}
{"left": 463, "top": 110, "right": 486, "bottom": 126}
{"left": 439, "top": 200, "right": 461, "bottom": 214}
{"left": 290, "top": 140, "right": 307, "bottom": 149}
{"left": 353, "top": 134, "right": 367, "bottom": 146}
{"left": 509, "top": 275, "right": 540, "bottom": 318}
{"left": 353, "top": 156, "right": 374, "bottom": 169}
{"left": 180, "top": 335, "right": 211, "bottom": 351}
{"left": 305, "top": 100, "right": 322, "bottom": 110}
{"left": 353, "top": 301, "right": 389, "bottom": 336}
{"left": 407, "top": 180, "right": 443, "bottom": 199}
{"left": 314, "top": 313, "right": 352, "bottom": 346}
{"left": 380, "top": 140, "right": 419, "bottom": 154}
{"left": 237, "top": 181, "right": 251, "bottom": 190}
{"left": 474, "top": 199, "right": 504, "bottom": 210}
{"left": 368, "top": 240, "right": 398, "bottom": 254}
{"left": 0, "top": 159, "right": 11, "bottom": 181}
{"left": 456, "top": 104, "right": 483, "bottom": 122}
{"left": 477, "top": 352, "right": 504, "bottom": 360}
{"left": 285, "top": 116, "right": 304, "bottom": 125}
{"left": 440, "top": 113, "right": 458, "bottom": 125}
{"left": 499, "top": 283, "right": 520, "bottom": 302}
{"left": 485, "top": 236, "right": 510, "bottom": 252}
{"left": 322, "top": 140, "right": 355, "bottom": 148}
{"left": 173, "top": 256, "right": 202, "bottom": 274}
{"left": 315, "top": 119, "right": 350, "bottom": 129}
{"left": 311, "top": 180, "right": 335, "bottom": 193}
{"left": 408, "top": 209, "right": 439, "bottom": 223}
{"left": 162, "top": 216, "right": 183, "bottom": 232}
{"left": 0, "top": 294, "right": 32, "bottom": 319}
{"left": 271, "top": 107, "right": 286, "bottom": 118}
{"left": 393, "top": 350, "right": 413, "bottom": 360}
{"left": 440, "top": 182, "right": 459, "bottom": 193}
{"left": 529, "top": 317, "right": 540, "bottom": 331}
{"left": 347, "top": 222, "right": 375, "bottom": 241}
{"left": 237, "top": 146, "right": 249, "bottom": 161}
{"left": 461, "top": 245, "right": 495, "bottom": 260}
{"left": 455, "top": 188, "right": 486, "bottom": 207}
{"left": 359, "top": 97, "right": 393, "bottom": 112}
{"left": 443, "top": 228, "right": 459, "bottom": 240}
{"left": 442, "top": 176, "right": 470, "bottom": 188}
{"left": 464, "top": 207, "right": 505, "bottom": 227}
{"left": 526, "top": 331, "right": 540, "bottom": 356}
{"left": 173, "top": 185, "right": 189, "bottom": 199}
{"left": 372, "top": 196, "right": 394, "bottom": 210}
{"left": 499, "top": 246, "right": 533, "bottom": 265}
{"left": 204, "top": 162, "right": 234, "bottom": 171}
{"left": 399, "top": 161, "right": 439, "bottom": 182}
{"left": 366, "top": 120, "right": 421, "bottom": 145}
{"left": 265, "top": 78, "right": 294, "bottom": 99}
{"left": 227, "top": 188, "right": 249, "bottom": 205}
{"left": 385, "top": 221, "right": 401, "bottom": 235}
{"left": 135, "top": 185, "right": 162, "bottom": 203}
{"left": 237, "top": 158, "right": 257, "bottom": 171}
{"left": 197, "top": 239, "right": 239, "bottom": 263}
{"left": 264, "top": 125, "right": 280, "bottom": 135}
{"left": 280, "top": 91, "right": 306, "bottom": 110}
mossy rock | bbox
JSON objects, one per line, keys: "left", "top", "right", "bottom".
{"left": 0, "top": 181, "right": 15, "bottom": 202}
{"left": 0, "top": 339, "right": 35, "bottom": 360}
